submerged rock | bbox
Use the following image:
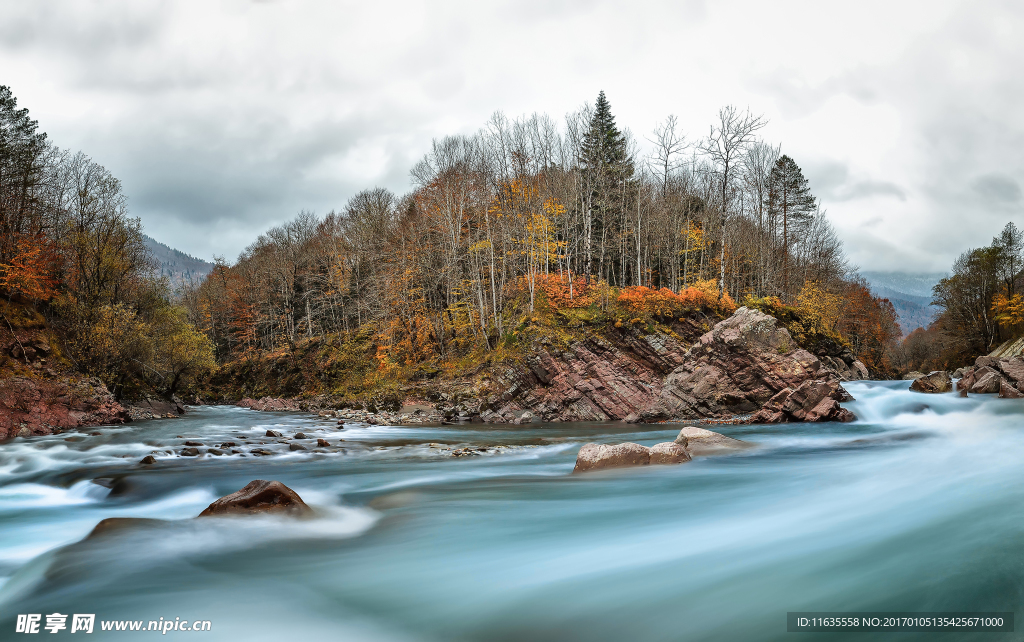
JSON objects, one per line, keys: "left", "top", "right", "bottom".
{"left": 139, "top": 455, "right": 156, "bottom": 465}
{"left": 198, "top": 480, "right": 312, "bottom": 517}
{"left": 85, "top": 517, "right": 169, "bottom": 540}
{"left": 573, "top": 442, "right": 651, "bottom": 473}
{"left": 909, "top": 371, "right": 953, "bottom": 394}
{"left": 180, "top": 447, "right": 199, "bottom": 457}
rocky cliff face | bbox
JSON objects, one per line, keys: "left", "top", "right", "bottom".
{"left": 0, "top": 303, "right": 177, "bottom": 438}
{"left": 632, "top": 308, "right": 857, "bottom": 423}
{"left": 480, "top": 308, "right": 863, "bottom": 424}
{"left": 0, "top": 375, "right": 129, "bottom": 439}
{"left": 479, "top": 331, "right": 692, "bottom": 424}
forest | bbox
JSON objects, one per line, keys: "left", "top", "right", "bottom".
{"left": 8, "top": 84, "right": 1004, "bottom": 403}
{"left": 182, "top": 91, "right": 902, "bottom": 389}
{"left": 0, "top": 85, "right": 213, "bottom": 399}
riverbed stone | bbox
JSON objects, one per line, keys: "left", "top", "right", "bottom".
{"left": 572, "top": 442, "right": 650, "bottom": 473}
{"left": 180, "top": 447, "right": 199, "bottom": 456}
{"left": 265, "top": 429, "right": 282, "bottom": 437}
{"left": 317, "top": 438, "right": 330, "bottom": 447}
{"left": 198, "top": 479, "right": 312, "bottom": 517}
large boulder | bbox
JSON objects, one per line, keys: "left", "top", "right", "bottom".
{"left": 969, "top": 367, "right": 1003, "bottom": 394}
{"left": 634, "top": 308, "right": 856, "bottom": 423}
{"left": 909, "top": 371, "right": 953, "bottom": 394}
{"left": 573, "top": 442, "right": 651, "bottom": 473}
{"left": 198, "top": 480, "right": 312, "bottom": 517}
{"left": 999, "top": 379, "right": 1024, "bottom": 398}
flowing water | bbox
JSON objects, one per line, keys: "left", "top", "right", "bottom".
{"left": 1, "top": 381, "right": 1023, "bottom": 640}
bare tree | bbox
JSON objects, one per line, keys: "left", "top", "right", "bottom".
{"left": 699, "top": 106, "right": 767, "bottom": 292}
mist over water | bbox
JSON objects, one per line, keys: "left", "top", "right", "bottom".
{"left": 0, "top": 382, "right": 1022, "bottom": 640}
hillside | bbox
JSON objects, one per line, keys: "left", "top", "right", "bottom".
{"left": 860, "top": 272, "right": 944, "bottom": 335}
{"left": 144, "top": 235, "right": 214, "bottom": 285}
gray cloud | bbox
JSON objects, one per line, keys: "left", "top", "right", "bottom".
{"left": 972, "top": 173, "right": 1022, "bottom": 205}
{"left": 2, "top": 0, "right": 1022, "bottom": 273}
{"left": 805, "top": 161, "right": 906, "bottom": 203}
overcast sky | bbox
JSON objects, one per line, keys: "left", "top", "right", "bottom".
{"left": 2, "top": 0, "right": 1022, "bottom": 273}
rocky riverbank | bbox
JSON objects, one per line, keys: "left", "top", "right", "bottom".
{"left": 231, "top": 307, "right": 867, "bottom": 426}
{"left": 0, "top": 302, "right": 191, "bottom": 439}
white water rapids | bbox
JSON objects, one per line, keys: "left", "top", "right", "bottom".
{"left": 0, "top": 381, "right": 1022, "bottom": 640}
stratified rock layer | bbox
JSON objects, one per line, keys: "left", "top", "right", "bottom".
{"left": 0, "top": 376, "right": 128, "bottom": 439}
{"left": 633, "top": 308, "right": 858, "bottom": 424}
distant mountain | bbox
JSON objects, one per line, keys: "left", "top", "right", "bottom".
{"left": 144, "top": 234, "right": 214, "bottom": 286}
{"left": 860, "top": 271, "right": 947, "bottom": 299}
{"left": 859, "top": 271, "right": 946, "bottom": 336}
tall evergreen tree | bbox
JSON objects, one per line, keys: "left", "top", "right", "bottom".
{"left": 579, "top": 91, "right": 634, "bottom": 279}
{"left": 768, "top": 154, "right": 816, "bottom": 295}
{"left": 0, "top": 85, "right": 49, "bottom": 267}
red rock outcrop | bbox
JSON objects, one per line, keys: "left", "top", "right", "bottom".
{"left": 481, "top": 331, "right": 693, "bottom": 423}
{"left": 0, "top": 375, "right": 129, "bottom": 439}
{"left": 633, "top": 308, "right": 857, "bottom": 424}
{"left": 481, "top": 308, "right": 863, "bottom": 424}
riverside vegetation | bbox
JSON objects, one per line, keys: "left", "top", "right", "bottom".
{"left": 5, "top": 85, "right": 969, "bottom": 436}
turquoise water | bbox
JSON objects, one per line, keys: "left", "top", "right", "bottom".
{"left": 0, "top": 381, "right": 1022, "bottom": 640}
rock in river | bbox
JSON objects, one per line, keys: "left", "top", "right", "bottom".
{"left": 198, "top": 480, "right": 312, "bottom": 517}
{"left": 674, "top": 427, "right": 752, "bottom": 455}
{"left": 909, "top": 371, "right": 953, "bottom": 394}
{"left": 573, "top": 442, "right": 651, "bottom": 473}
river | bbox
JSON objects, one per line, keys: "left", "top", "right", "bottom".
{"left": 0, "top": 380, "right": 1021, "bottom": 640}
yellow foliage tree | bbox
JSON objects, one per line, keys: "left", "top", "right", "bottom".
{"left": 795, "top": 280, "right": 842, "bottom": 332}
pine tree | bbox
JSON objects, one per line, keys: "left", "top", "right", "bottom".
{"left": 768, "top": 154, "right": 816, "bottom": 295}
{"left": 579, "top": 91, "right": 634, "bottom": 279}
